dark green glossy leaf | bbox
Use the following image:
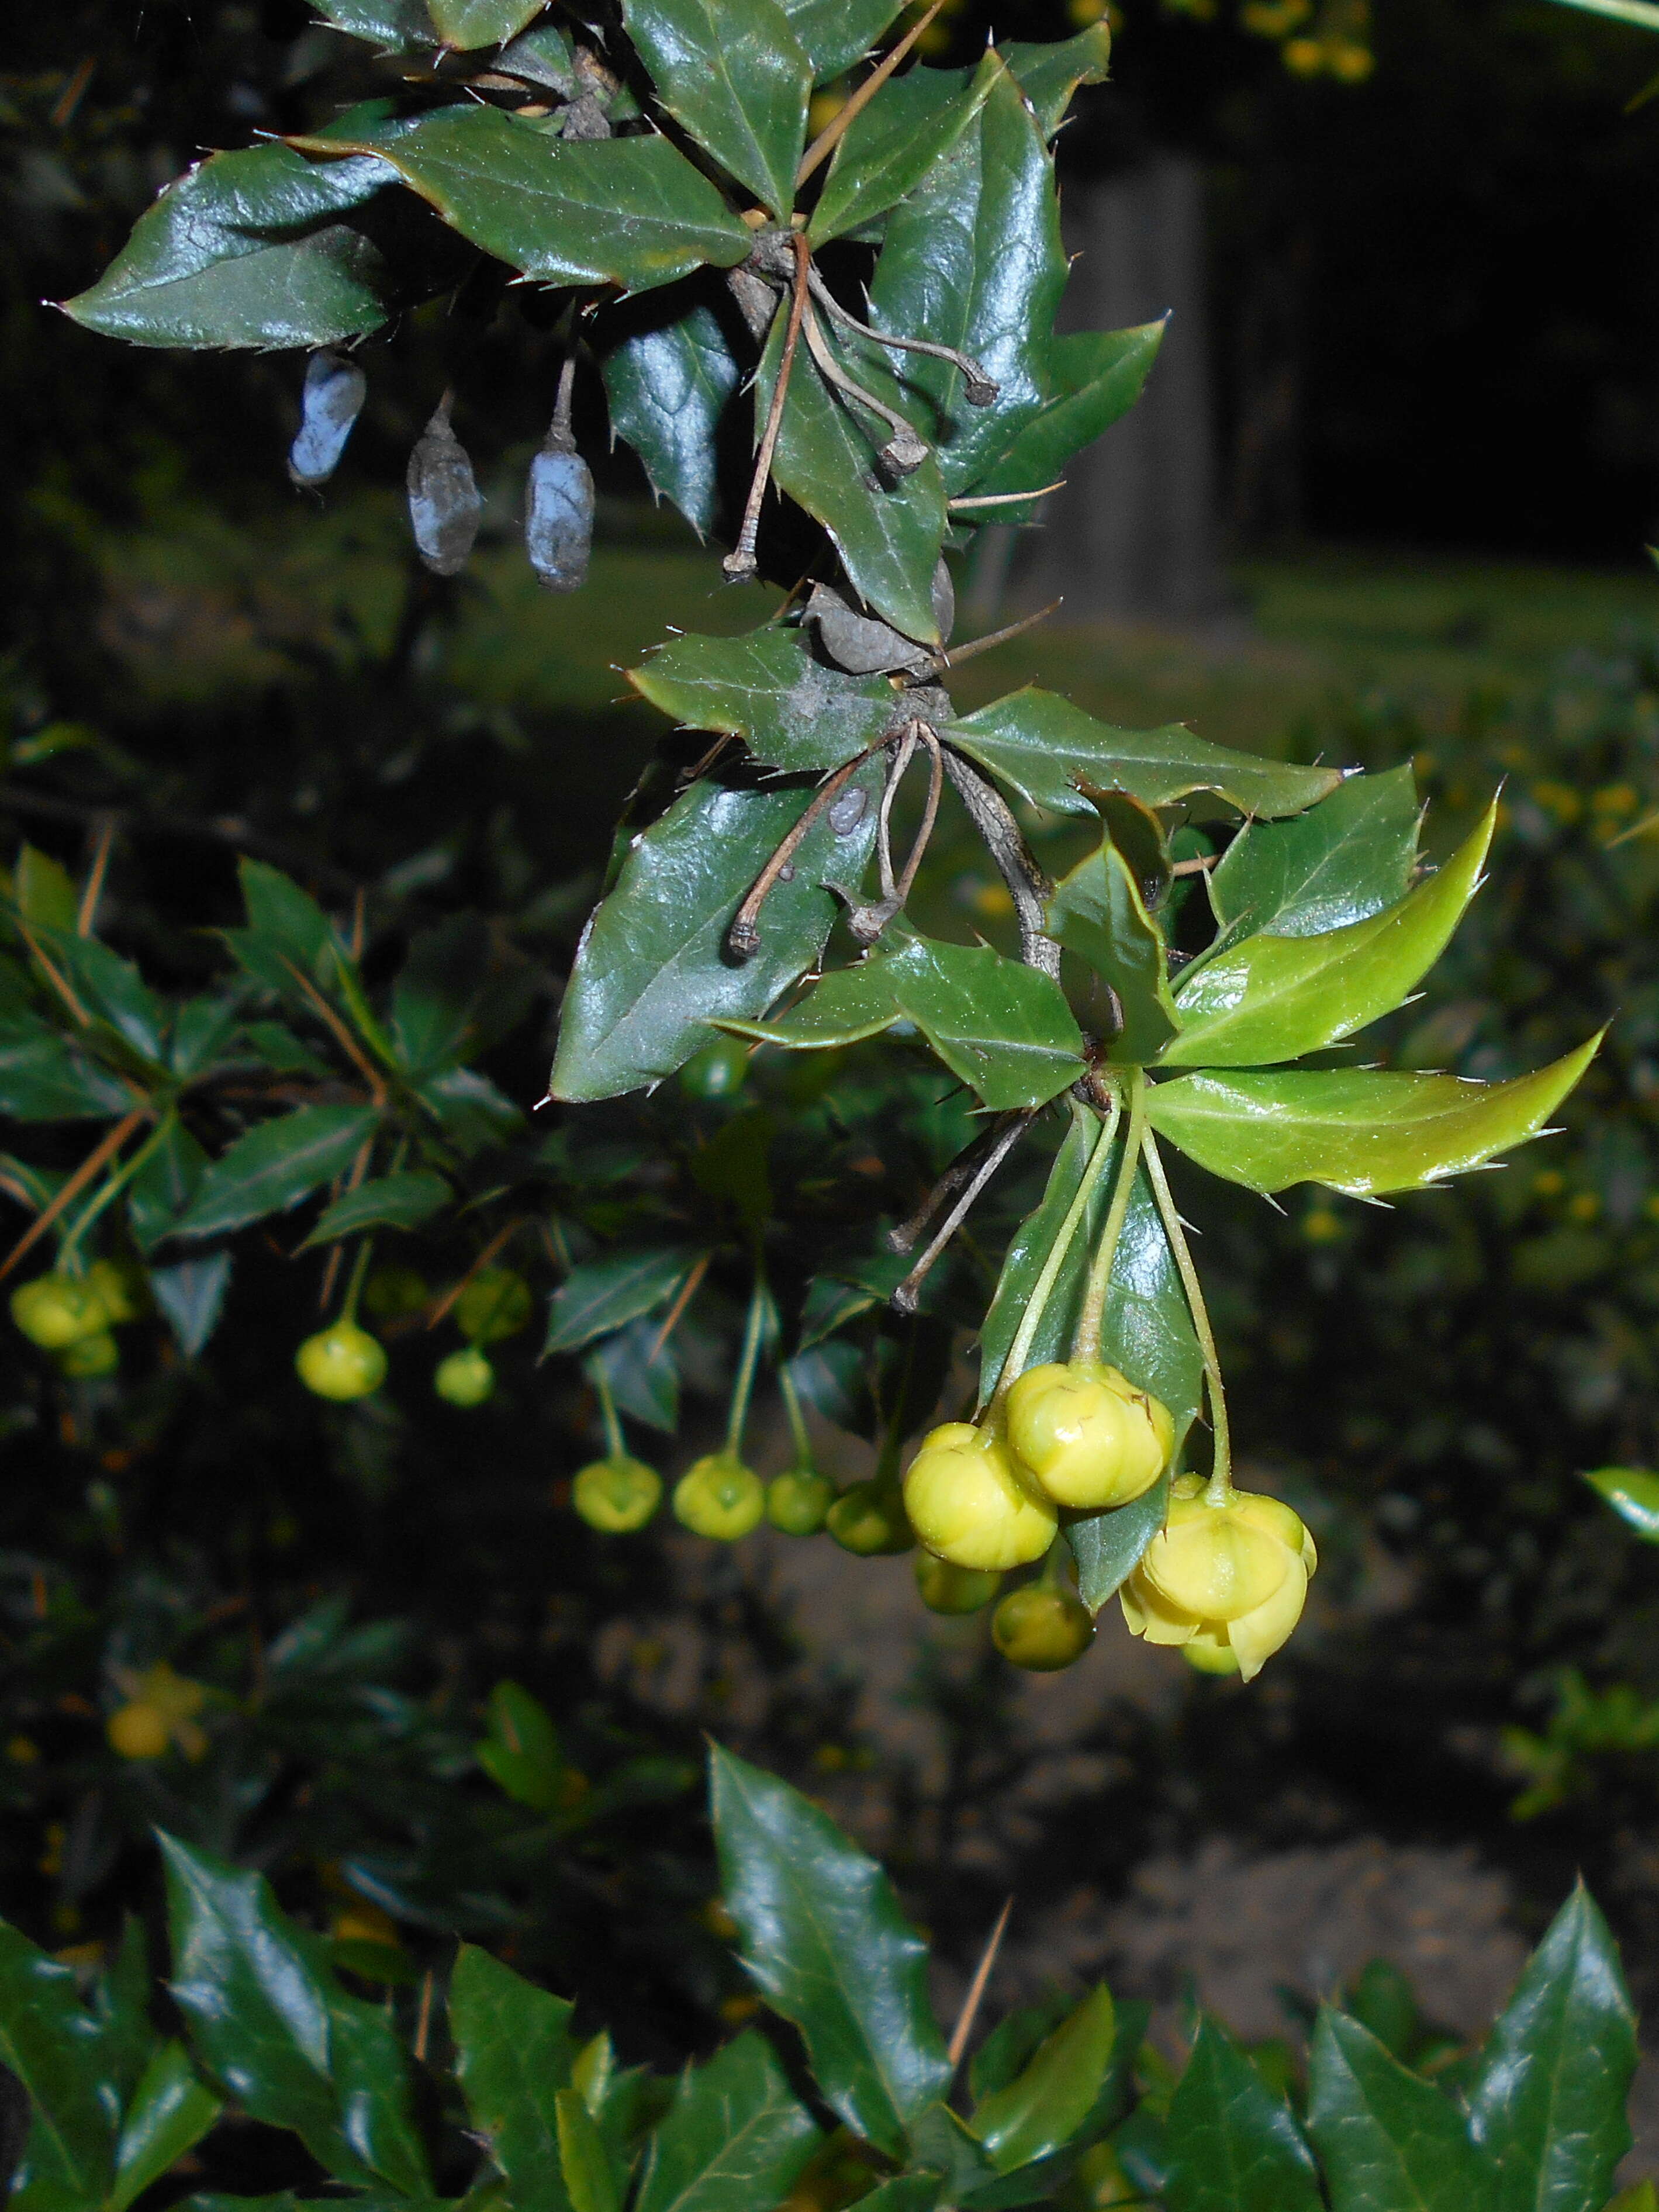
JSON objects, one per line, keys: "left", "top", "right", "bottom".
{"left": 63, "top": 125, "right": 403, "bottom": 347}
{"left": 170, "top": 994, "right": 241, "bottom": 1080}
{"left": 587, "top": 1319, "right": 680, "bottom": 1433}
{"left": 450, "top": 1945, "right": 576, "bottom": 2212}
{"left": 1164, "top": 2018, "right": 1322, "bottom": 2212}
{"left": 236, "top": 859, "right": 338, "bottom": 977}
{"left": 159, "top": 1835, "right": 371, "bottom": 2183}
{"left": 946, "top": 692, "right": 1342, "bottom": 823}
{"left": 630, "top": 630, "right": 894, "bottom": 772}
{"left": 964, "top": 322, "right": 1165, "bottom": 509}
{"left": 907, "top": 2103, "right": 998, "bottom": 2197}
{"left": 476, "top": 1681, "right": 565, "bottom": 1813}
{"left": 621, "top": 0, "right": 810, "bottom": 217}
{"left": 730, "top": 934, "right": 1087, "bottom": 1110}
{"left": 428, "top": 0, "right": 541, "bottom": 47}
{"left": 973, "top": 1987, "right": 1117, "bottom": 2172}
{"left": 555, "top": 2087, "right": 619, "bottom": 2212}
{"left": 977, "top": 1111, "right": 1107, "bottom": 1405}
{"left": 1143, "top": 1038, "right": 1599, "bottom": 1198}
{"left": 312, "top": 1, "right": 434, "bottom": 46}
{"left": 1207, "top": 766, "right": 1420, "bottom": 947}
{"left": 392, "top": 913, "right": 536, "bottom": 1076}
{"left": 167, "top": 1104, "right": 379, "bottom": 1240}
{"left": 129, "top": 1122, "right": 208, "bottom": 1254}
{"left": 108, "top": 2044, "right": 222, "bottom": 2212}
{"left": 1164, "top": 804, "right": 1494, "bottom": 1069}
{"left": 148, "top": 1254, "right": 234, "bottom": 1359}
{"left": 1583, "top": 1466, "right": 1659, "bottom": 1541}
{"left": 867, "top": 65, "right": 1063, "bottom": 495}
{"left": 412, "top": 1066, "right": 521, "bottom": 1153}
{"left": 549, "top": 763, "right": 880, "bottom": 1102}
{"left": 852, "top": 2183, "right": 945, "bottom": 2212}
{"left": 33, "top": 931, "right": 167, "bottom": 1063}
{"left": 0, "top": 1921, "right": 116, "bottom": 2206}
{"left": 1069, "top": 1470, "right": 1171, "bottom": 1616}
{"left": 783, "top": 0, "right": 903, "bottom": 80}
{"left": 0, "top": 1021, "right": 134, "bottom": 1121}
{"left": 305, "top": 110, "right": 752, "bottom": 292}
{"left": 710, "top": 1745, "right": 952, "bottom": 2157}
{"left": 300, "top": 1171, "right": 449, "bottom": 1246}
{"left": 601, "top": 303, "right": 740, "bottom": 538}
{"left": 326, "top": 1991, "right": 431, "bottom": 2197}
{"left": 545, "top": 1247, "right": 699, "bottom": 1356}
{"left": 1048, "top": 825, "right": 1178, "bottom": 1066}
{"left": 756, "top": 309, "right": 946, "bottom": 643}
{"left": 1308, "top": 2007, "right": 1489, "bottom": 2212}
{"left": 1001, "top": 25, "right": 1113, "bottom": 137}
{"left": 1091, "top": 1166, "right": 1202, "bottom": 1442}
{"left": 1467, "top": 1883, "right": 1636, "bottom": 2212}
{"left": 635, "top": 2031, "right": 820, "bottom": 2212}
{"left": 808, "top": 53, "right": 1000, "bottom": 245}
{"left": 92, "top": 1919, "right": 160, "bottom": 2109}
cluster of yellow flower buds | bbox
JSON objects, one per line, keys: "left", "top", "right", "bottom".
{"left": 903, "top": 1361, "right": 1174, "bottom": 1570}
{"left": 1121, "top": 1475, "right": 1317, "bottom": 1681}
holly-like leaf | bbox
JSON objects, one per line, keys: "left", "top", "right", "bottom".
{"left": 391, "top": 913, "right": 536, "bottom": 1076}
{"left": 108, "top": 2044, "right": 223, "bottom": 2212}
{"left": 148, "top": 1254, "right": 234, "bottom": 1359}
{"left": 1001, "top": 25, "right": 1113, "bottom": 138}
{"left": 808, "top": 53, "right": 1001, "bottom": 246}
{"left": 1048, "top": 824, "right": 1178, "bottom": 1066}
{"left": 866, "top": 65, "right": 1064, "bottom": 494}
{"left": 312, "top": 1, "right": 434, "bottom": 45}
{"left": 601, "top": 301, "right": 741, "bottom": 538}
{"left": 977, "top": 1110, "right": 1111, "bottom": 1405}
{"left": 1206, "top": 765, "right": 1420, "bottom": 948}
{"left": 298, "top": 110, "right": 753, "bottom": 292}
{"left": 1164, "top": 2018, "right": 1322, "bottom": 2212}
{"left": 549, "top": 763, "right": 880, "bottom": 1102}
{"left": 1308, "top": 2007, "right": 1490, "bottom": 2212}
{"left": 630, "top": 630, "right": 896, "bottom": 772}
{"left": 429, "top": 0, "right": 542, "bottom": 47}
{"left": 1068, "top": 1470, "right": 1173, "bottom": 1616}
{"left": 1583, "top": 1466, "right": 1659, "bottom": 1541}
{"left": 622, "top": 0, "right": 810, "bottom": 217}
{"left": 450, "top": 1946, "right": 577, "bottom": 2212}
{"left": 1092, "top": 1169, "right": 1204, "bottom": 1453}
{"left": 0, "top": 1922, "right": 117, "bottom": 2207}
{"left": 972, "top": 1988, "right": 1117, "bottom": 2173}
{"left": 544, "top": 1248, "right": 701, "bottom": 1356}
{"left": 323, "top": 1993, "right": 433, "bottom": 2196}
{"left": 1143, "top": 1036, "right": 1598, "bottom": 1198}
{"left": 963, "top": 323, "right": 1165, "bottom": 511}
{"left": 0, "top": 1020, "right": 136, "bottom": 1121}
{"left": 556, "top": 2086, "right": 620, "bottom": 2212}
{"left": 159, "top": 1836, "right": 373, "bottom": 2185}
{"left": 1164, "top": 803, "right": 1495, "bottom": 1069}
{"left": 1467, "top": 1883, "right": 1636, "bottom": 2212}
{"left": 634, "top": 2031, "right": 820, "bottom": 2212}
{"left": 476, "top": 1681, "right": 566, "bottom": 1813}
{"left": 299, "top": 1171, "right": 450, "bottom": 1246}
{"left": 32, "top": 931, "right": 168, "bottom": 1064}
{"left": 62, "top": 125, "right": 404, "bottom": 348}
{"left": 728, "top": 934, "right": 1087, "bottom": 1111}
{"left": 710, "top": 1745, "right": 952, "bottom": 2158}
{"left": 946, "top": 692, "right": 1342, "bottom": 823}
{"left": 756, "top": 310, "right": 946, "bottom": 644}
{"left": 783, "top": 0, "right": 904, "bottom": 81}
{"left": 167, "top": 1104, "right": 379, "bottom": 1240}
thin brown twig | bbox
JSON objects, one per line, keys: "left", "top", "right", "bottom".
{"left": 0, "top": 1109, "right": 147, "bottom": 1283}
{"left": 728, "top": 741, "right": 881, "bottom": 959}
{"left": 892, "top": 1113, "right": 1034, "bottom": 1313}
{"left": 796, "top": 0, "right": 945, "bottom": 185}
{"left": 19, "top": 925, "right": 92, "bottom": 1028}
{"left": 426, "top": 1218, "right": 527, "bottom": 1330}
{"left": 806, "top": 266, "right": 996, "bottom": 402}
{"left": 414, "top": 1971, "right": 434, "bottom": 2065}
{"left": 943, "top": 600, "right": 1064, "bottom": 668}
{"left": 648, "top": 1251, "right": 711, "bottom": 1365}
{"left": 948, "top": 1896, "right": 1014, "bottom": 2071}
{"left": 77, "top": 818, "right": 115, "bottom": 938}
{"left": 278, "top": 956, "right": 388, "bottom": 1108}
{"left": 802, "top": 304, "right": 927, "bottom": 473}
{"left": 725, "top": 232, "right": 812, "bottom": 582}
{"left": 887, "top": 1112, "right": 1027, "bottom": 1255}
{"left": 948, "top": 481, "right": 1067, "bottom": 510}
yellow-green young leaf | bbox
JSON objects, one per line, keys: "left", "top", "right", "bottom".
{"left": 807, "top": 52, "right": 1001, "bottom": 245}
{"left": 450, "top": 1947, "right": 576, "bottom": 2212}
{"left": 1583, "top": 1467, "right": 1659, "bottom": 1542}
{"left": 621, "top": 0, "right": 810, "bottom": 217}
{"left": 1606, "top": 2185, "right": 1659, "bottom": 2212}
{"left": 1205, "top": 764, "right": 1422, "bottom": 946}
{"left": 1307, "top": 2007, "right": 1491, "bottom": 2212}
{"left": 107, "top": 2043, "right": 222, "bottom": 2212}
{"left": 634, "top": 2031, "right": 820, "bottom": 2212}
{"left": 429, "top": 0, "right": 542, "bottom": 47}
{"left": 630, "top": 631, "right": 896, "bottom": 773}
{"left": 972, "top": 1986, "right": 1117, "bottom": 2172}
{"left": 1047, "top": 829, "right": 1178, "bottom": 1066}
{"left": 14, "top": 846, "right": 80, "bottom": 932}
{"left": 1143, "top": 1035, "right": 1598, "bottom": 1198}
{"left": 1162, "top": 801, "right": 1495, "bottom": 1068}
{"left": 295, "top": 110, "right": 753, "bottom": 293}
{"left": 1164, "top": 2017, "right": 1322, "bottom": 2212}
{"left": 556, "top": 2086, "right": 620, "bottom": 2212}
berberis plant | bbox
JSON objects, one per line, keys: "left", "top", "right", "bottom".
{"left": 21, "top": 0, "right": 1594, "bottom": 1679}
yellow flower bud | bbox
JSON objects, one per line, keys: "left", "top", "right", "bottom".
{"left": 673, "top": 1453, "right": 765, "bottom": 1541}
{"left": 1121, "top": 1477, "right": 1315, "bottom": 1681}
{"left": 992, "top": 1585, "right": 1094, "bottom": 1672}
{"left": 1005, "top": 1361, "right": 1172, "bottom": 1510}
{"left": 903, "top": 1423, "right": 1057, "bottom": 1572}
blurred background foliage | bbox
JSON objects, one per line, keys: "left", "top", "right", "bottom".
{"left": 9, "top": 0, "right": 1659, "bottom": 2106}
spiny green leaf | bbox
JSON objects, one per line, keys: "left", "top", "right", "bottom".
{"left": 167, "top": 1104, "right": 379, "bottom": 1240}
{"left": 1048, "top": 821, "right": 1178, "bottom": 1066}
{"left": 298, "top": 110, "right": 752, "bottom": 292}
{"left": 1308, "top": 2006, "right": 1490, "bottom": 2212}
{"left": 783, "top": 0, "right": 904, "bottom": 81}
{"left": 300, "top": 1170, "right": 450, "bottom": 1246}
{"left": 630, "top": 630, "right": 895, "bottom": 773}
{"left": 317, "top": 1990, "right": 432, "bottom": 2197}
{"left": 1164, "top": 802, "right": 1495, "bottom": 1068}
{"left": 312, "top": 1, "right": 434, "bottom": 45}
{"left": 0, "top": 1021, "right": 136, "bottom": 1121}
{"left": 108, "top": 2044, "right": 222, "bottom": 2212}
{"left": 1001, "top": 25, "right": 1113, "bottom": 137}
{"left": 1068, "top": 1470, "right": 1173, "bottom": 1616}
{"left": 634, "top": 2031, "right": 820, "bottom": 2212}
{"left": 0, "top": 1921, "right": 117, "bottom": 2205}
{"left": 450, "top": 1947, "right": 577, "bottom": 2212}
{"left": 428, "top": 0, "right": 542, "bottom": 47}
{"left": 621, "top": 0, "right": 810, "bottom": 217}
{"left": 972, "top": 1987, "right": 1117, "bottom": 2173}
{"left": 808, "top": 53, "right": 1001, "bottom": 245}
{"left": 1582, "top": 1466, "right": 1659, "bottom": 1541}
{"left": 1467, "top": 1883, "right": 1636, "bottom": 2212}
{"left": 1164, "top": 2017, "right": 1322, "bottom": 2212}
{"left": 963, "top": 322, "right": 1165, "bottom": 511}
{"left": 946, "top": 691, "right": 1342, "bottom": 822}
{"left": 1143, "top": 1036, "right": 1599, "bottom": 1198}
{"left": 710, "top": 1745, "right": 951, "bottom": 2157}
{"left": 1206, "top": 766, "right": 1420, "bottom": 948}
{"left": 544, "top": 1249, "right": 701, "bottom": 1356}
{"left": 601, "top": 301, "right": 741, "bottom": 538}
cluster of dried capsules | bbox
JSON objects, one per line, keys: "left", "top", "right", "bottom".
{"left": 286, "top": 348, "right": 594, "bottom": 590}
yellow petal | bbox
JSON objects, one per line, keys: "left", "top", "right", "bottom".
{"left": 1141, "top": 1514, "right": 1289, "bottom": 1621}
{"left": 1227, "top": 1556, "right": 1309, "bottom": 1682}
{"left": 1120, "top": 1568, "right": 1198, "bottom": 1645}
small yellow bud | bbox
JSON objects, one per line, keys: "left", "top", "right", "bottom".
{"left": 107, "top": 1703, "right": 170, "bottom": 1760}
{"left": 673, "top": 1453, "right": 765, "bottom": 1542}
{"left": 1121, "top": 1478, "right": 1316, "bottom": 1682}
{"left": 575, "top": 1456, "right": 662, "bottom": 1532}
{"left": 992, "top": 1585, "right": 1094, "bottom": 1672}
{"left": 1005, "top": 1361, "right": 1171, "bottom": 1510}
{"left": 914, "top": 1554, "right": 1001, "bottom": 1615}
{"left": 903, "top": 1423, "right": 1056, "bottom": 1572}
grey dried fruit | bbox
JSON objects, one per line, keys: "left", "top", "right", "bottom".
{"left": 407, "top": 397, "right": 481, "bottom": 577}
{"left": 288, "top": 350, "right": 366, "bottom": 488}
{"left": 526, "top": 426, "right": 594, "bottom": 593}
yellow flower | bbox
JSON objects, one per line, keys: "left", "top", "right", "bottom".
{"left": 107, "top": 1663, "right": 209, "bottom": 1760}
{"left": 1120, "top": 1478, "right": 1316, "bottom": 1681}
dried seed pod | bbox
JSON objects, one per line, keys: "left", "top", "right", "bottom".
{"left": 932, "top": 557, "right": 955, "bottom": 643}
{"left": 287, "top": 350, "right": 366, "bottom": 488}
{"left": 525, "top": 426, "right": 594, "bottom": 593}
{"left": 806, "top": 582, "right": 930, "bottom": 675}
{"left": 963, "top": 371, "right": 998, "bottom": 407}
{"left": 406, "top": 396, "right": 480, "bottom": 576}
{"left": 879, "top": 428, "right": 929, "bottom": 479}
